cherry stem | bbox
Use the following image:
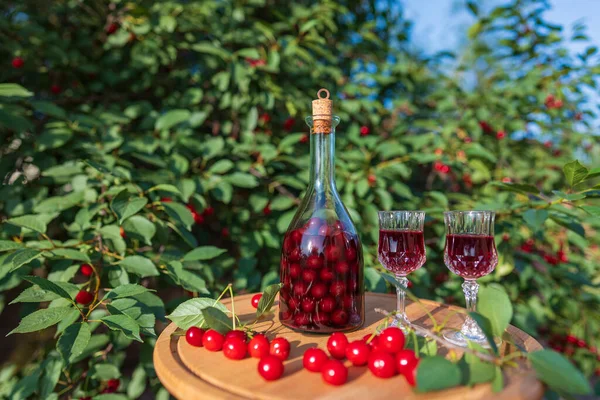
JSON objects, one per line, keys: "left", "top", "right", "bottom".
{"left": 227, "top": 284, "right": 236, "bottom": 331}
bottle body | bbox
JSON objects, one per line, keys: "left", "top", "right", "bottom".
{"left": 279, "top": 116, "right": 365, "bottom": 332}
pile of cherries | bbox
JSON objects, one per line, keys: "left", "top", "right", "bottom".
{"left": 280, "top": 217, "right": 364, "bottom": 331}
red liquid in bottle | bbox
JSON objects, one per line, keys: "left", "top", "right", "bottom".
{"left": 378, "top": 230, "right": 425, "bottom": 275}
{"left": 444, "top": 234, "right": 497, "bottom": 279}
{"left": 279, "top": 218, "right": 364, "bottom": 332}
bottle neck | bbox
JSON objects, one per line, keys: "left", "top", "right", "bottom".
{"left": 309, "top": 132, "right": 336, "bottom": 191}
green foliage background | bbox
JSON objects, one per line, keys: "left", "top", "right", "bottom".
{"left": 0, "top": 0, "right": 598, "bottom": 398}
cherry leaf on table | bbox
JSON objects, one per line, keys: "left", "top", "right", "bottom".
{"left": 416, "top": 356, "right": 462, "bottom": 392}
{"left": 201, "top": 306, "right": 232, "bottom": 334}
{"left": 166, "top": 297, "right": 229, "bottom": 330}
{"left": 256, "top": 283, "right": 282, "bottom": 319}
{"left": 468, "top": 312, "right": 498, "bottom": 355}
{"left": 477, "top": 284, "right": 512, "bottom": 338}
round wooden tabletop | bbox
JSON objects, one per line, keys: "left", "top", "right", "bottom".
{"left": 154, "top": 293, "right": 544, "bottom": 400}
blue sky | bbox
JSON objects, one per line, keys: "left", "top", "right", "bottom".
{"left": 403, "top": 0, "right": 600, "bottom": 54}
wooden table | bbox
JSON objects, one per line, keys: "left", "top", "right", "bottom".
{"left": 154, "top": 293, "right": 544, "bottom": 400}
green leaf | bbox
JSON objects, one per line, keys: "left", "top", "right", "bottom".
{"left": 166, "top": 297, "right": 229, "bottom": 330}
{"left": 91, "top": 363, "right": 121, "bottom": 380}
{"left": 9, "top": 306, "right": 74, "bottom": 334}
{"left": 101, "top": 314, "right": 142, "bottom": 342}
{"left": 522, "top": 209, "right": 548, "bottom": 232}
{"left": 270, "top": 197, "right": 295, "bottom": 211}
{"left": 182, "top": 246, "right": 227, "bottom": 261}
{"left": 0, "top": 240, "right": 23, "bottom": 252}
{"left": 209, "top": 160, "right": 234, "bottom": 174}
{"left": 468, "top": 312, "right": 498, "bottom": 354}
{"left": 581, "top": 205, "right": 600, "bottom": 216}
{"left": 563, "top": 160, "right": 588, "bottom": 186}
{"left": 123, "top": 215, "right": 156, "bottom": 245}
{"left": 416, "top": 356, "right": 462, "bottom": 392}
{"left": 127, "top": 365, "right": 147, "bottom": 399}
{"left": 201, "top": 306, "right": 232, "bottom": 334}
{"left": 103, "top": 284, "right": 154, "bottom": 300}
{"left": 459, "top": 354, "right": 496, "bottom": 386}
{"left": 57, "top": 322, "right": 91, "bottom": 363}
{"left": 256, "top": 283, "right": 282, "bottom": 319}
{"left": 93, "top": 395, "right": 129, "bottom": 400}
{"left": 110, "top": 190, "right": 148, "bottom": 224}
{"left": 10, "top": 285, "right": 60, "bottom": 304}
{"left": 0, "top": 83, "right": 33, "bottom": 97}
{"left": 493, "top": 182, "right": 540, "bottom": 195}
{"left": 167, "top": 261, "right": 209, "bottom": 294}
{"left": 528, "top": 350, "right": 591, "bottom": 395}
{"left": 118, "top": 256, "right": 159, "bottom": 277}
{"left": 23, "top": 276, "right": 72, "bottom": 301}
{"left": 491, "top": 366, "right": 503, "bottom": 392}
{"left": 226, "top": 172, "right": 259, "bottom": 188}
{"left": 50, "top": 248, "right": 90, "bottom": 263}
{"left": 163, "top": 202, "right": 194, "bottom": 230}
{"left": 39, "top": 356, "right": 63, "bottom": 398}
{"left": 10, "top": 249, "right": 44, "bottom": 272}
{"left": 5, "top": 215, "right": 47, "bottom": 234}
{"left": 149, "top": 184, "right": 182, "bottom": 196}
{"left": 477, "top": 284, "right": 512, "bottom": 338}
{"left": 31, "top": 100, "right": 67, "bottom": 119}
{"left": 155, "top": 109, "right": 191, "bottom": 130}
{"left": 107, "top": 298, "right": 156, "bottom": 337}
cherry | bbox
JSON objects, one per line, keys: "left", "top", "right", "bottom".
{"left": 299, "top": 134, "right": 309, "bottom": 143}
{"left": 576, "top": 339, "right": 587, "bottom": 348}
{"left": 269, "top": 337, "right": 290, "bottom": 361}
{"left": 342, "top": 295, "right": 353, "bottom": 310}
{"left": 293, "top": 282, "right": 308, "bottom": 297}
{"left": 75, "top": 291, "right": 94, "bottom": 305}
{"left": 221, "top": 227, "right": 230, "bottom": 237}
{"left": 12, "top": 57, "right": 24, "bottom": 69}
{"left": 319, "top": 297, "right": 336, "bottom": 313}
{"left": 379, "top": 327, "right": 405, "bottom": 353}
{"left": 324, "top": 245, "right": 341, "bottom": 262}
{"left": 319, "top": 268, "right": 334, "bottom": 281}
{"left": 395, "top": 349, "right": 418, "bottom": 375}
{"left": 284, "top": 117, "right": 295, "bottom": 132}
{"left": 345, "top": 247, "right": 357, "bottom": 262}
{"left": 291, "top": 229, "right": 303, "bottom": 243}
{"left": 289, "top": 263, "right": 301, "bottom": 279}
{"left": 106, "top": 379, "right": 120, "bottom": 392}
{"left": 225, "top": 330, "right": 247, "bottom": 343}
{"left": 303, "top": 348, "right": 329, "bottom": 372}
{"left": 263, "top": 204, "right": 272, "bottom": 215}
{"left": 294, "top": 312, "right": 311, "bottom": 326}
{"left": 80, "top": 263, "right": 93, "bottom": 277}
{"left": 306, "top": 217, "right": 323, "bottom": 232}
{"left": 248, "top": 334, "right": 270, "bottom": 358}
{"left": 223, "top": 338, "right": 247, "bottom": 360}
{"left": 287, "top": 297, "right": 300, "bottom": 311}
{"left": 203, "top": 206, "right": 214, "bottom": 216}
{"left": 160, "top": 197, "right": 173, "bottom": 203}
{"left": 280, "top": 310, "right": 292, "bottom": 320}
{"left": 185, "top": 327, "right": 205, "bottom": 347}
{"left": 119, "top": 226, "right": 126, "bottom": 238}
{"left": 334, "top": 261, "right": 349, "bottom": 274}
{"left": 404, "top": 359, "right": 419, "bottom": 387}
{"left": 464, "top": 137, "right": 473, "bottom": 143}
{"left": 288, "top": 248, "right": 302, "bottom": 262}
{"left": 360, "top": 126, "right": 370, "bottom": 136}
{"left": 368, "top": 174, "right": 377, "bottom": 185}
{"left": 566, "top": 335, "right": 577, "bottom": 344}
{"left": 202, "top": 329, "right": 225, "bottom": 351}
{"left": 50, "top": 85, "right": 62, "bottom": 94}
{"left": 362, "top": 333, "right": 381, "bottom": 352}
{"left": 330, "top": 281, "right": 346, "bottom": 297}
{"left": 327, "top": 332, "right": 348, "bottom": 359}
{"left": 106, "top": 22, "right": 119, "bottom": 34}
{"left": 301, "top": 298, "right": 316, "bottom": 313}
{"left": 307, "top": 254, "right": 324, "bottom": 269}
{"left": 331, "top": 309, "right": 349, "bottom": 326}
{"left": 318, "top": 224, "right": 330, "bottom": 236}
{"left": 302, "top": 269, "right": 317, "bottom": 283}
{"left": 368, "top": 351, "right": 396, "bottom": 378}
{"left": 321, "top": 359, "right": 348, "bottom": 386}
{"left": 310, "top": 282, "right": 327, "bottom": 299}
{"left": 496, "top": 130, "right": 506, "bottom": 140}
{"left": 251, "top": 293, "right": 262, "bottom": 309}
{"left": 346, "top": 340, "right": 371, "bottom": 366}
{"left": 313, "top": 312, "right": 330, "bottom": 325}
{"left": 258, "top": 355, "right": 284, "bottom": 381}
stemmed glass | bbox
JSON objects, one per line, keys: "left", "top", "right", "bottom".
{"left": 378, "top": 211, "right": 426, "bottom": 333}
{"left": 442, "top": 211, "right": 498, "bottom": 347}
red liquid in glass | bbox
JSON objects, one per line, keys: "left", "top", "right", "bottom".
{"left": 378, "top": 230, "right": 425, "bottom": 275}
{"left": 444, "top": 234, "right": 497, "bottom": 279}
{"left": 279, "top": 218, "right": 364, "bottom": 332}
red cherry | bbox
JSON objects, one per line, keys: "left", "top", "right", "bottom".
{"left": 293, "top": 282, "right": 308, "bottom": 297}
{"left": 334, "top": 261, "right": 349, "bottom": 274}
{"left": 119, "top": 226, "right": 126, "bottom": 238}
{"left": 318, "top": 224, "right": 330, "bottom": 236}
{"left": 319, "top": 268, "right": 334, "bottom": 281}
{"left": 299, "top": 134, "right": 309, "bottom": 143}
{"left": 223, "top": 338, "right": 247, "bottom": 360}
{"left": 106, "top": 22, "right": 118, "bottom": 34}
{"left": 566, "top": 335, "right": 577, "bottom": 344}
{"left": 302, "top": 269, "right": 317, "bottom": 283}
{"left": 324, "top": 245, "right": 342, "bottom": 262}
{"left": 557, "top": 250, "right": 568, "bottom": 263}
{"left": 75, "top": 291, "right": 94, "bottom": 305}
{"left": 301, "top": 298, "right": 316, "bottom": 313}
{"left": 368, "top": 174, "right": 377, "bottom": 185}
{"left": 345, "top": 247, "right": 357, "bottom": 262}
{"left": 203, "top": 206, "right": 214, "bottom": 216}
{"left": 342, "top": 295, "right": 353, "bottom": 310}
{"left": 319, "top": 296, "right": 336, "bottom": 313}
{"left": 404, "top": 359, "right": 419, "bottom": 387}
{"left": 313, "top": 312, "right": 330, "bottom": 325}
{"left": 50, "top": 84, "right": 62, "bottom": 94}
{"left": 248, "top": 334, "right": 270, "bottom": 358}
{"left": 379, "top": 327, "right": 405, "bottom": 353}
{"left": 327, "top": 332, "right": 348, "bottom": 359}
{"left": 284, "top": 117, "right": 295, "bottom": 132}
{"left": 464, "top": 137, "right": 473, "bottom": 143}
{"left": 576, "top": 339, "right": 587, "bottom": 348}
{"left": 303, "top": 348, "right": 329, "bottom": 372}
{"left": 294, "top": 312, "right": 311, "bottom": 326}
{"left": 310, "top": 282, "right": 328, "bottom": 299}
{"left": 288, "top": 263, "right": 301, "bottom": 278}
{"left": 288, "top": 248, "right": 302, "bottom": 262}
{"left": 160, "top": 197, "right": 173, "bottom": 203}
{"left": 280, "top": 310, "right": 292, "bottom": 320}
{"left": 368, "top": 351, "right": 396, "bottom": 378}
{"left": 202, "top": 329, "right": 225, "bottom": 351}
{"left": 106, "top": 378, "right": 120, "bottom": 392}
{"left": 330, "top": 281, "right": 346, "bottom": 297}
{"left": 331, "top": 309, "right": 349, "bottom": 326}
{"left": 306, "top": 217, "right": 323, "bottom": 232}
{"left": 225, "top": 330, "right": 247, "bottom": 343}
{"left": 80, "top": 264, "right": 93, "bottom": 277}
{"left": 496, "top": 130, "right": 506, "bottom": 140}
{"left": 251, "top": 293, "right": 262, "bottom": 309}
{"left": 259, "top": 112, "right": 271, "bottom": 123}
{"left": 263, "top": 205, "right": 272, "bottom": 216}
{"left": 291, "top": 229, "right": 303, "bottom": 243}
{"left": 307, "top": 254, "right": 324, "bottom": 269}
{"left": 502, "top": 233, "right": 510, "bottom": 242}
{"left": 185, "top": 327, "right": 205, "bottom": 347}
{"left": 269, "top": 337, "right": 290, "bottom": 360}
{"left": 395, "top": 349, "right": 418, "bottom": 375}
{"left": 478, "top": 121, "right": 493, "bottom": 133}
{"left": 360, "top": 126, "right": 370, "bottom": 136}
{"left": 258, "top": 355, "right": 284, "bottom": 381}
{"left": 321, "top": 359, "right": 348, "bottom": 386}
{"left": 221, "top": 227, "right": 230, "bottom": 237}
{"left": 346, "top": 340, "right": 371, "bottom": 366}
{"left": 362, "top": 334, "right": 381, "bottom": 351}
{"left": 287, "top": 297, "right": 300, "bottom": 312}
{"left": 544, "top": 140, "right": 552, "bottom": 148}
{"left": 12, "top": 57, "right": 24, "bottom": 69}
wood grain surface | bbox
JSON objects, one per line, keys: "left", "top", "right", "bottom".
{"left": 154, "top": 293, "right": 544, "bottom": 400}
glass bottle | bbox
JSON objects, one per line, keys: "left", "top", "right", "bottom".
{"left": 279, "top": 89, "right": 365, "bottom": 332}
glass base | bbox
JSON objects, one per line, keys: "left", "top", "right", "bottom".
{"left": 442, "top": 329, "right": 501, "bottom": 348}
{"left": 377, "top": 316, "right": 427, "bottom": 336}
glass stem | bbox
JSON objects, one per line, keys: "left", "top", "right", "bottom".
{"left": 396, "top": 275, "right": 409, "bottom": 322}
{"left": 460, "top": 279, "right": 482, "bottom": 339}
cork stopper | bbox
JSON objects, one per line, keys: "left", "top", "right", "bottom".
{"left": 311, "top": 88, "right": 332, "bottom": 134}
